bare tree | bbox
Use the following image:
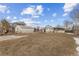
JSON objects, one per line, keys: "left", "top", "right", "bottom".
{"left": 1, "top": 19, "right": 10, "bottom": 34}
{"left": 70, "top": 6, "right": 79, "bottom": 35}
{"left": 56, "top": 24, "right": 62, "bottom": 28}
{"left": 64, "top": 20, "right": 73, "bottom": 32}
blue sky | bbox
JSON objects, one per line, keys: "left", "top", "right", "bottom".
{"left": 0, "top": 3, "right": 78, "bottom": 27}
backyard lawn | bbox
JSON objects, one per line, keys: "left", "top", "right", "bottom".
{"left": 0, "top": 32, "right": 76, "bottom": 56}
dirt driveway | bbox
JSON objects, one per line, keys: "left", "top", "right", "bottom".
{"left": 0, "top": 35, "right": 28, "bottom": 41}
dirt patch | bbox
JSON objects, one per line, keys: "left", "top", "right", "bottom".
{"left": 0, "top": 32, "right": 76, "bottom": 56}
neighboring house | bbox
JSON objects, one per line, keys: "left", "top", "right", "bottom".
{"left": 54, "top": 27, "right": 65, "bottom": 33}
{"left": 34, "top": 26, "right": 46, "bottom": 32}
{"left": 64, "top": 21, "right": 74, "bottom": 33}
{"left": 0, "top": 27, "right": 3, "bottom": 34}
{"left": 8, "top": 23, "right": 15, "bottom": 33}
{"left": 0, "top": 22, "right": 2, "bottom": 32}
{"left": 45, "top": 25, "right": 54, "bottom": 32}
{"left": 12, "top": 21, "right": 26, "bottom": 27}
{"left": 34, "top": 26, "right": 40, "bottom": 32}
{"left": 64, "top": 24, "right": 74, "bottom": 32}
{"left": 15, "top": 25, "right": 34, "bottom": 33}
{"left": 73, "top": 25, "right": 79, "bottom": 35}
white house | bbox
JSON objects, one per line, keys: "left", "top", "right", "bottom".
{"left": 54, "top": 27, "right": 65, "bottom": 33}
{"left": 64, "top": 24, "right": 74, "bottom": 31}
{"left": 15, "top": 25, "right": 34, "bottom": 33}
{"left": 45, "top": 25, "right": 54, "bottom": 32}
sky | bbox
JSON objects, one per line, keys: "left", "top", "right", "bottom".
{"left": 0, "top": 3, "right": 78, "bottom": 27}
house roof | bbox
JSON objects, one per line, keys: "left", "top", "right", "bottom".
{"left": 54, "top": 27, "right": 65, "bottom": 30}
{"left": 45, "top": 25, "right": 53, "bottom": 29}
{"left": 12, "top": 22, "right": 26, "bottom": 27}
{"left": 17, "top": 25, "right": 34, "bottom": 29}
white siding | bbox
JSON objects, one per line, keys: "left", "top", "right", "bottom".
{"left": 54, "top": 30, "right": 65, "bottom": 33}
{"left": 46, "top": 28, "right": 54, "bottom": 32}
{"left": 20, "top": 29, "right": 34, "bottom": 33}
{"left": 15, "top": 25, "right": 34, "bottom": 33}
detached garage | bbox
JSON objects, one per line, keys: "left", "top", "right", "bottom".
{"left": 15, "top": 25, "right": 34, "bottom": 33}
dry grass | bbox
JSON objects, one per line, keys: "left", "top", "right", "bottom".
{"left": 0, "top": 32, "right": 76, "bottom": 56}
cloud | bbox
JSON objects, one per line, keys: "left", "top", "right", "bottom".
{"left": 0, "top": 4, "right": 8, "bottom": 13}
{"left": 36, "top": 5, "right": 43, "bottom": 15}
{"left": 21, "top": 5, "right": 43, "bottom": 18}
{"left": 32, "top": 15, "right": 40, "bottom": 18}
{"left": 6, "top": 16, "right": 10, "bottom": 19}
{"left": 19, "top": 18, "right": 34, "bottom": 23}
{"left": 13, "top": 16, "right": 17, "bottom": 19}
{"left": 47, "top": 8, "right": 50, "bottom": 11}
{"left": 6, "top": 16, "right": 14, "bottom": 23}
{"left": 44, "top": 20, "right": 48, "bottom": 22}
{"left": 21, "top": 7, "right": 34, "bottom": 15}
{"left": 6, "top": 10, "right": 10, "bottom": 14}
{"left": 6, "top": 16, "right": 17, "bottom": 21}
{"left": 20, "top": 18, "right": 40, "bottom": 26}
{"left": 62, "top": 13, "right": 68, "bottom": 16}
{"left": 52, "top": 13, "right": 57, "bottom": 17}
{"left": 12, "top": 18, "right": 40, "bottom": 26}
{"left": 50, "top": 19, "right": 54, "bottom": 22}
{"left": 63, "top": 3, "right": 77, "bottom": 12}
{"left": 63, "top": 3, "right": 78, "bottom": 16}
{"left": 19, "top": 18, "right": 40, "bottom": 24}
